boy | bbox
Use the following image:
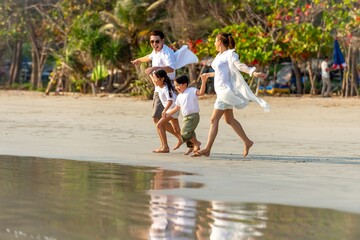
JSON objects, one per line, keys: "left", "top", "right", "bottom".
{"left": 165, "top": 75, "right": 207, "bottom": 155}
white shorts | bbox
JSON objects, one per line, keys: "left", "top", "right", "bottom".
{"left": 214, "top": 98, "right": 233, "bottom": 110}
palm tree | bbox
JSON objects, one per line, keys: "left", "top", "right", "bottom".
{"left": 99, "top": 0, "right": 156, "bottom": 95}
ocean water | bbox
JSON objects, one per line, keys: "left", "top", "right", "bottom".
{"left": 0, "top": 155, "right": 359, "bottom": 240}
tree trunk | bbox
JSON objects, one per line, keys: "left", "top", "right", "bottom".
{"left": 188, "top": 64, "right": 197, "bottom": 82}
{"left": 30, "top": 49, "right": 38, "bottom": 89}
{"left": 27, "top": 21, "right": 48, "bottom": 90}
{"left": 8, "top": 40, "right": 23, "bottom": 87}
{"left": 350, "top": 48, "right": 359, "bottom": 97}
{"left": 90, "top": 81, "right": 97, "bottom": 96}
{"left": 291, "top": 58, "right": 302, "bottom": 94}
{"left": 106, "top": 68, "right": 115, "bottom": 92}
{"left": 307, "top": 61, "right": 316, "bottom": 95}
{"left": 343, "top": 42, "right": 352, "bottom": 97}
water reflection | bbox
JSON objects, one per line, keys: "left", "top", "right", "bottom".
{"left": 148, "top": 196, "right": 267, "bottom": 240}
{"left": 0, "top": 155, "right": 359, "bottom": 240}
{"left": 0, "top": 155, "right": 196, "bottom": 240}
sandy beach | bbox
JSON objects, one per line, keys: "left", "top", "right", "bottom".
{"left": 0, "top": 90, "right": 359, "bottom": 214}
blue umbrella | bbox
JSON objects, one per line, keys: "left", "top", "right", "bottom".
{"left": 332, "top": 40, "right": 347, "bottom": 69}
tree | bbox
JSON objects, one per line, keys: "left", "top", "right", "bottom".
{"left": 326, "top": 0, "right": 360, "bottom": 97}
{"left": 0, "top": 1, "right": 27, "bottom": 87}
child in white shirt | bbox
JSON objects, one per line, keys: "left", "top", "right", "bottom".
{"left": 150, "top": 70, "right": 182, "bottom": 153}
{"left": 166, "top": 75, "right": 207, "bottom": 155}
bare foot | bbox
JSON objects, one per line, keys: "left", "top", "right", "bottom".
{"left": 193, "top": 142, "right": 201, "bottom": 152}
{"left": 173, "top": 140, "right": 184, "bottom": 150}
{"left": 153, "top": 147, "right": 170, "bottom": 153}
{"left": 184, "top": 148, "right": 193, "bottom": 155}
{"left": 243, "top": 141, "right": 253, "bottom": 157}
{"left": 192, "top": 148, "right": 210, "bottom": 157}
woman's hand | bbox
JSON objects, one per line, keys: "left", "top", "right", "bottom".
{"left": 254, "top": 72, "right": 267, "bottom": 79}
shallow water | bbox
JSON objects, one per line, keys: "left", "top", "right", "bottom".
{"left": 0, "top": 155, "right": 359, "bottom": 240}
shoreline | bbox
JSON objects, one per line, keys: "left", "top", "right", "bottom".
{"left": 0, "top": 90, "right": 359, "bottom": 214}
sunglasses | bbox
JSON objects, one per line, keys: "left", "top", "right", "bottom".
{"left": 150, "top": 40, "right": 160, "bottom": 44}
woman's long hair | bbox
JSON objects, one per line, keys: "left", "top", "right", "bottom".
{"left": 217, "top": 32, "right": 235, "bottom": 49}
{"left": 153, "top": 69, "right": 176, "bottom": 98}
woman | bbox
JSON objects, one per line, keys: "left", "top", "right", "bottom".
{"left": 195, "top": 32, "right": 270, "bottom": 157}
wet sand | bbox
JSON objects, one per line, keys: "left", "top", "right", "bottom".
{"left": 0, "top": 90, "right": 359, "bottom": 214}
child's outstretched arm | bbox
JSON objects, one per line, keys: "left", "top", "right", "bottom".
{"left": 162, "top": 100, "right": 173, "bottom": 118}
{"left": 165, "top": 105, "right": 180, "bottom": 118}
{"left": 197, "top": 74, "right": 209, "bottom": 96}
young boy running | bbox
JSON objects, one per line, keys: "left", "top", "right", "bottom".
{"left": 165, "top": 75, "right": 207, "bottom": 155}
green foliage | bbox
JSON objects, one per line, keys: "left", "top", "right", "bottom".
{"left": 1, "top": 0, "right": 359, "bottom": 95}
{"left": 129, "top": 42, "right": 153, "bottom": 97}
{"left": 130, "top": 79, "right": 154, "bottom": 100}
{"left": 197, "top": 23, "right": 273, "bottom": 66}
{"left": 10, "top": 82, "right": 33, "bottom": 90}
{"left": 91, "top": 63, "right": 109, "bottom": 82}
{"left": 284, "top": 23, "right": 331, "bottom": 61}
{"left": 102, "top": 40, "right": 130, "bottom": 68}
{"left": 134, "top": 42, "right": 152, "bottom": 59}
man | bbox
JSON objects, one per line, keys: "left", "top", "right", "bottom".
{"left": 321, "top": 56, "right": 331, "bottom": 97}
{"left": 131, "top": 30, "right": 176, "bottom": 124}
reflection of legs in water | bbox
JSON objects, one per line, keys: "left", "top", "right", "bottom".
{"left": 170, "top": 197, "right": 197, "bottom": 233}
{"left": 149, "top": 195, "right": 168, "bottom": 238}
{"left": 149, "top": 195, "right": 199, "bottom": 239}
{"left": 209, "top": 201, "right": 267, "bottom": 240}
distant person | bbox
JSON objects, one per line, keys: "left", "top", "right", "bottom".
{"left": 321, "top": 56, "right": 331, "bottom": 97}
{"left": 131, "top": 30, "right": 176, "bottom": 125}
{"left": 193, "top": 32, "right": 270, "bottom": 158}
{"left": 149, "top": 69, "right": 182, "bottom": 153}
{"left": 165, "top": 75, "right": 207, "bottom": 155}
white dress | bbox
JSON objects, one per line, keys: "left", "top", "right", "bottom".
{"left": 211, "top": 49, "right": 270, "bottom": 112}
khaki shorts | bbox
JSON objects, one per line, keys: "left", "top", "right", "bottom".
{"left": 181, "top": 113, "right": 200, "bottom": 143}
{"left": 152, "top": 92, "right": 164, "bottom": 119}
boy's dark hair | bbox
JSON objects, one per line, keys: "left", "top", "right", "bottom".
{"left": 175, "top": 75, "right": 189, "bottom": 86}
{"left": 150, "top": 30, "right": 165, "bottom": 39}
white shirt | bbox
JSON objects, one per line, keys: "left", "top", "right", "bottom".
{"left": 321, "top": 60, "right": 329, "bottom": 78}
{"left": 149, "top": 45, "right": 176, "bottom": 80}
{"left": 175, "top": 87, "right": 199, "bottom": 116}
{"left": 211, "top": 50, "right": 255, "bottom": 94}
{"left": 157, "top": 85, "right": 177, "bottom": 110}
